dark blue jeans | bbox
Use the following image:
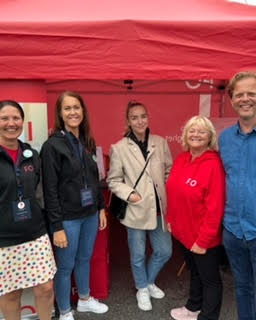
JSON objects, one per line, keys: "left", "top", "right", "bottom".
{"left": 223, "top": 228, "right": 256, "bottom": 320}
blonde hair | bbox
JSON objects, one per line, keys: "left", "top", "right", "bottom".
{"left": 181, "top": 115, "right": 218, "bottom": 151}
{"left": 228, "top": 71, "right": 256, "bottom": 98}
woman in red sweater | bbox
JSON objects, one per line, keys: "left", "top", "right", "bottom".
{"left": 166, "top": 115, "right": 225, "bottom": 320}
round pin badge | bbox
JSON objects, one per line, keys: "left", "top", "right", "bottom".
{"left": 18, "top": 201, "right": 25, "bottom": 210}
{"left": 23, "top": 149, "right": 33, "bottom": 158}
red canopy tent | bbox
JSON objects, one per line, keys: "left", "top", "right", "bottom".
{"left": 0, "top": 0, "right": 256, "bottom": 80}
{"left": 0, "top": 0, "right": 255, "bottom": 310}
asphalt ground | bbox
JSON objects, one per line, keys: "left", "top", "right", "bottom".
{"left": 72, "top": 218, "right": 238, "bottom": 320}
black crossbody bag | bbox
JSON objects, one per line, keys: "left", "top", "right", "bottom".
{"left": 109, "top": 157, "right": 150, "bottom": 220}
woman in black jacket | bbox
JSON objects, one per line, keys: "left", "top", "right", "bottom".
{"left": 41, "top": 91, "right": 108, "bottom": 320}
{"left": 0, "top": 100, "right": 56, "bottom": 320}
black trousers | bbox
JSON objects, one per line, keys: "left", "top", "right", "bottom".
{"left": 181, "top": 243, "right": 223, "bottom": 320}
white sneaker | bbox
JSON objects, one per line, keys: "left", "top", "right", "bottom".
{"left": 136, "top": 288, "right": 152, "bottom": 311}
{"left": 77, "top": 297, "right": 108, "bottom": 313}
{"left": 170, "top": 306, "right": 200, "bottom": 320}
{"left": 148, "top": 283, "right": 165, "bottom": 299}
{"left": 59, "top": 311, "right": 74, "bottom": 320}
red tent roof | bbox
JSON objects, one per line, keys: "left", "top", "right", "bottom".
{"left": 0, "top": 0, "right": 256, "bottom": 80}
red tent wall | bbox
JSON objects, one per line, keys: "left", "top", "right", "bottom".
{"left": 0, "top": 80, "right": 47, "bottom": 102}
{"left": 0, "top": 79, "right": 234, "bottom": 158}
{"left": 46, "top": 79, "right": 226, "bottom": 158}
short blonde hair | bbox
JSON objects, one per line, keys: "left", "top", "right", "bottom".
{"left": 228, "top": 71, "right": 256, "bottom": 98}
{"left": 181, "top": 115, "right": 218, "bottom": 151}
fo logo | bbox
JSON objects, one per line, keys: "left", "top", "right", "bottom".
{"left": 24, "top": 165, "right": 34, "bottom": 172}
{"left": 186, "top": 178, "right": 197, "bottom": 187}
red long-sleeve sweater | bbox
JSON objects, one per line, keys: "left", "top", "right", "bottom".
{"left": 166, "top": 150, "right": 225, "bottom": 250}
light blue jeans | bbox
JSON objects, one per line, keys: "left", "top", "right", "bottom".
{"left": 127, "top": 216, "right": 172, "bottom": 289}
{"left": 54, "top": 213, "right": 99, "bottom": 314}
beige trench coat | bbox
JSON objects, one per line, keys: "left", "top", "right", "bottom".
{"left": 107, "top": 134, "right": 173, "bottom": 231}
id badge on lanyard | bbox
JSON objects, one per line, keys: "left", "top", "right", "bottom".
{"left": 12, "top": 199, "right": 32, "bottom": 222}
{"left": 67, "top": 134, "right": 95, "bottom": 208}
{"left": 80, "top": 187, "right": 94, "bottom": 208}
{"left": 79, "top": 147, "right": 95, "bottom": 208}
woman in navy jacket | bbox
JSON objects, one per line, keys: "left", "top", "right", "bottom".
{"left": 41, "top": 91, "right": 108, "bottom": 320}
{"left": 0, "top": 100, "right": 56, "bottom": 320}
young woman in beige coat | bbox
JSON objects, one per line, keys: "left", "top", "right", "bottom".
{"left": 107, "top": 100, "right": 173, "bottom": 311}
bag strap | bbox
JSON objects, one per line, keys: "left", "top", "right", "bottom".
{"left": 133, "top": 153, "right": 150, "bottom": 189}
{"left": 107, "top": 152, "right": 150, "bottom": 208}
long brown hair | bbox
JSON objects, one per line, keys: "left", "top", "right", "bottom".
{"left": 55, "top": 91, "right": 96, "bottom": 153}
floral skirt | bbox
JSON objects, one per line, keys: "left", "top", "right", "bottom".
{"left": 0, "top": 234, "right": 56, "bottom": 296}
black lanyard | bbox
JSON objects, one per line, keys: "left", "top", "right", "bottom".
{"left": 65, "top": 131, "right": 88, "bottom": 188}
{"left": 15, "top": 166, "right": 24, "bottom": 201}
{"left": 66, "top": 132, "right": 84, "bottom": 164}
{"left": 14, "top": 148, "right": 25, "bottom": 201}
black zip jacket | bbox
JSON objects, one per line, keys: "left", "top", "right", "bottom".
{"left": 40, "top": 131, "right": 105, "bottom": 232}
{"left": 0, "top": 142, "right": 47, "bottom": 247}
